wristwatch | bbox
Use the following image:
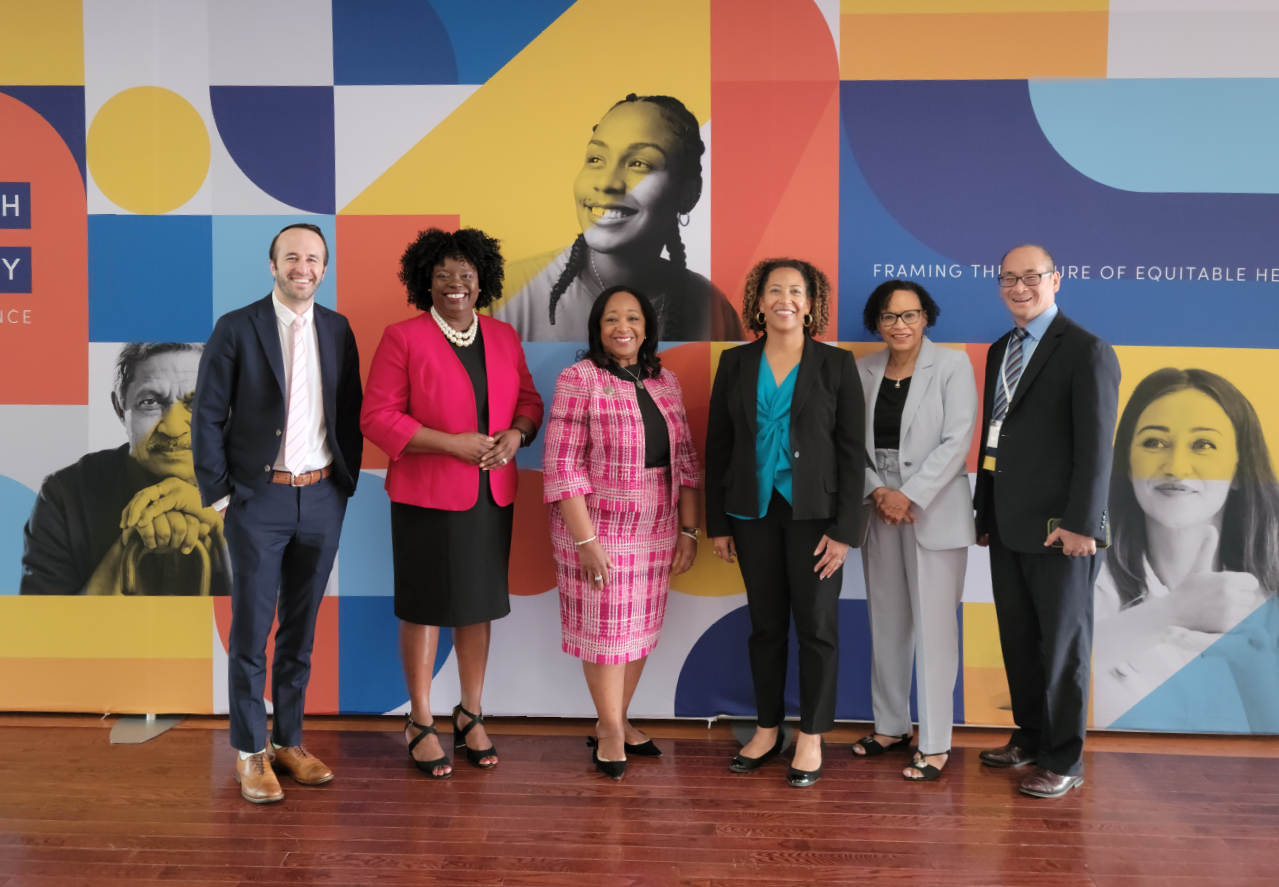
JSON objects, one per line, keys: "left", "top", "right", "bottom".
{"left": 680, "top": 526, "right": 700, "bottom": 539}
{"left": 517, "top": 427, "right": 530, "bottom": 447}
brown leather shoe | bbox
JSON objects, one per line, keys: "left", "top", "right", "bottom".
{"left": 979, "top": 743, "right": 1037, "bottom": 768}
{"left": 268, "top": 744, "right": 333, "bottom": 785}
{"left": 1019, "top": 766, "right": 1084, "bottom": 799}
{"left": 234, "top": 752, "right": 284, "bottom": 804}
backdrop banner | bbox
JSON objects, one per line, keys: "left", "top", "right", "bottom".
{"left": 2, "top": 0, "right": 1277, "bottom": 733}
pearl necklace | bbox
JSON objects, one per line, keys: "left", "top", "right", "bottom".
{"left": 431, "top": 306, "right": 478, "bottom": 347}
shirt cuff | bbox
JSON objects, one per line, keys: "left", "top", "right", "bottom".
{"left": 211, "top": 495, "right": 230, "bottom": 512}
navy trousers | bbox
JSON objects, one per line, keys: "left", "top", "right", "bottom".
{"left": 988, "top": 510, "right": 1100, "bottom": 777}
{"left": 224, "top": 478, "right": 347, "bottom": 753}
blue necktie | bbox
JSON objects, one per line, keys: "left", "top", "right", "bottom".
{"left": 993, "top": 327, "right": 1029, "bottom": 422}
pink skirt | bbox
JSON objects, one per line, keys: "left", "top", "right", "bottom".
{"left": 549, "top": 468, "right": 677, "bottom": 664}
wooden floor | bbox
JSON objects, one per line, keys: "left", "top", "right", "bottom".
{"left": 1, "top": 717, "right": 1278, "bottom": 886}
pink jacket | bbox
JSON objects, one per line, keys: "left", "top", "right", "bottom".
{"left": 542, "top": 360, "right": 701, "bottom": 509}
{"left": 360, "top": 313, "right": 543, "bottom": 511}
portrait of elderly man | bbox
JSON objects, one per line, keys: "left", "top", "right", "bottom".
{"left": 20, "top": 342, "right": 229, "bottom": 596}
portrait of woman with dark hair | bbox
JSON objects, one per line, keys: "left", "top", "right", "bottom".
{"left": 493, "top": 93, "right": 742, "bottom": 343}
{"left": 1093, "top": 367, "right": 1279, "bottom": 729}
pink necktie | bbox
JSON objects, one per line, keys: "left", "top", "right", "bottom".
{"left": 283, "top": 314, "right": 308, "bottom": 474}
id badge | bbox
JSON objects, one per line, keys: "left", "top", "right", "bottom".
{"left": 986, "top": 420, "right": 1002, "bottom": 449}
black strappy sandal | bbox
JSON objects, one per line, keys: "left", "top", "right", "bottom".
{"left": 903, "top": 750, "right": 950, "bottom": 782}
{"left": 851, "top": 732, "right": 913, "bottom": 757}
{"left": 404, "top": 714, "right": 451, "bottom": 779}
{"left": 452, "top": 703, "right": 498, "bottom": 769}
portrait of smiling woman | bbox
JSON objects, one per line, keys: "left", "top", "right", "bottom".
{"left": 1093, "top": 367, "right": 1279, "bottom": 729}
{"left": 494, "top": 93, "right": 741, "bottom": 342}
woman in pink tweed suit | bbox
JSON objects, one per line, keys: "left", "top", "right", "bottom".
{"left": 543, "top": 286, "right": 702, "bottom": 779}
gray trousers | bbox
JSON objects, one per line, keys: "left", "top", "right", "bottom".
{"left": 862, "top": 450, "right": 967, "bottom": 755}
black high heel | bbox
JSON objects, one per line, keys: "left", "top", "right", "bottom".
{"left": 404, "top": 714, "right": 451, "bottom": 779}
{"left": 587, "top": 735, "right": 663, "bottom": 758}
{"left": 787, "top": 738, "right": 825, "bottom": 788}
{"left": 729, "top": 727, "right": 786, "bottom": 773}
{"left": 592, "top": 746, "right": 627, "bottom": 780}
{"left": 452, "top": 704, "right": 497, "bottom": 769}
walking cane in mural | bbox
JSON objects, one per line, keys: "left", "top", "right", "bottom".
{"left": 542, "top": 286, "right": 702, "bottom": 779}
{"left": 705, "top": 258, "right": 866, "bottom": 788}
{"left": 853, "top": 280, "right": 977, "bottom": 782}
{"left": 494, "top": 93, "right": 742, "bottom": 342}
{"left": 361, "top": 228, "right": 543, "bottom": 779}
{"left": 192, "top": 223, "right": 364, "bottom": 804}
{"left": 1093, "top": 368, "right": 1279, "bottom": 731}
{"left": 21, "top": 342, "right": 230, "bottom": 597}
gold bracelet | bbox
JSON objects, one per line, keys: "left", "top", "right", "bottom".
{"left": 574, "top": 535, "right": 596, "bottom": 547}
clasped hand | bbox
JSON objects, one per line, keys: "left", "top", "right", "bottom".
{"left": 871, "top": 487, "right": 915, "bottom": 525}
{"left": 120, "top": 476, "right": 222, "bottom": 553}
{"left": 453, "top": 429, "right": 520, "bottom": 470}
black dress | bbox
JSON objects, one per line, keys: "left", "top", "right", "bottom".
{"left": 390, "top": 325, "right": 514, "bottom": 627}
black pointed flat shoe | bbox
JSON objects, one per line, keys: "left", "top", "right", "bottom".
{"left": 787, "top": 764, "right": 823, "bottom": 787}
{"left": 587, "top": 736, "right": 663, "bottom": 758}
{"left": 729, "top": 728, "right": 785, "bottom": 773}
{"left": 592, "top": 747, "right": 627, "bottom": 780}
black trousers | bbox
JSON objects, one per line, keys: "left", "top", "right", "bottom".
{"left": 988, "top": 509, "right": 1100, "bottom": 776}
{"left": 224, "top": 478, "right": 347, "bottom": 753}
{"left": 730, "top": 489, "right": 842, "bottom": 734}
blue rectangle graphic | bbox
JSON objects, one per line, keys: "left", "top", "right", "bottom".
{"left": 0, "top": 247, "right": 32, "bottom": 293}
{"left": 0, "top": 183, "right": 30, "bottom": 229}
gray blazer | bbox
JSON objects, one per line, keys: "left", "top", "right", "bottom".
{"left": 858, "top": 338, "right": 978, "bottom": 551}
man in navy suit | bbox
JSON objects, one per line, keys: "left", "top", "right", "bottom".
{"left": 193, "top": 223, "right": 363, "bottom": 804}
{"left": 973, "top": 244, "right": 1120, "bottom": 799}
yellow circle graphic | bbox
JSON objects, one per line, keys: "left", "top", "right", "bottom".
{"left": 88, "top": 86, "right": 210, "bottom": 214}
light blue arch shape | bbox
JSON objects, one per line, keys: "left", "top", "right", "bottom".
{"left": 1029, "top": 79, "right": 1279, "bottom": 194}
{"left": 0, "top": 475, "right": 37, "bottom": 595}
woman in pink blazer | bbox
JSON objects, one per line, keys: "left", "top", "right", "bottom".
{"left": 543, "top": 286, "right": 702, "bottom": 779}
{"left": 361, "top": 228, "right": 543, "bottom": 779}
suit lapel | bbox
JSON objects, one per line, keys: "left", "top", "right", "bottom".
{"left": 1008, "top": 310, "right": 1068, "bottom": 415}
{"left": 249, "top": 295, "right": 286, "bottom": 395}
{"left": 313, "top": 306, "right": 338, "bottom": 427}
{"left": 790, "top": 335, "right": 824, "bottom": 419}
{"left": 899, "top": 337, "right": 935, "bottom": 440}
{"left": 738, "top": 339, "right": 763, "bottom": 438}
{"left": 862, "top": 348, "right": 888, "bottom": 458}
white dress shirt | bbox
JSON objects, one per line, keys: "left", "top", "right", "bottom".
{"left": 272, "top": 293, "right": 333, "bottom": 474}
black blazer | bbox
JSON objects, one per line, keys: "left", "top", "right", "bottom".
{"left": 973, "top": 310, "right": 1120, "bottom": 553}
{"left": 705, "top": 336, "right": 867, "bottom": 546}
{"left": 192, "top": 295, "right": 364, "bottom": 505}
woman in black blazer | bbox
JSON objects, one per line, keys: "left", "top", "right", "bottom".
{"left": 706, "top": 257, "right": 866, "bottom": 787}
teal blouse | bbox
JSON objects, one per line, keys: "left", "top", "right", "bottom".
{"left": 729, "top": 354, "right": 798, "bottom": 520}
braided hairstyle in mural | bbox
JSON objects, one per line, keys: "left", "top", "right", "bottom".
{"left": 547, "top": 94, "right": 704, "bottom": 329}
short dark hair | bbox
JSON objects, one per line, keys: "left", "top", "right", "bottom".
{"left": 999, "top": 243, "right": 1055, "bottom": 272}
{"left": 578, "top": 285, "right": 663, "bottom": 380}
{"left": 269, "top": 223, "right": 329, "bottom": 266}
{"left": 114, "top": 342, "right": 203, "bottom": 404}
{"left": 399, "top": 227, "right": 505, "bottom": 312}
{"left": 741, "top": 258, "right": 832, "bottom": 337}
{"left": 1109, "top": 367, "right": 1279, "bottom": 609}
{"left": 862, "top": 279, "right": 940, "bottom": 334}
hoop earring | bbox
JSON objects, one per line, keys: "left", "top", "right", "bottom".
{"left": 678, "top": 212, "right": 691, "bottom": 227}
{"left": 756, "top": 311, "right": 766, "bottom": 327}
{"left": 803, "top": 314, "right": 813, "bottom": 327}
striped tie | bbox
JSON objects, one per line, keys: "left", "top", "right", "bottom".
{"left": 992, "top": 327, "right": 1029, "bottom": 422}
{"left": 283, "top": 314, "right": 309, "bottom": 474}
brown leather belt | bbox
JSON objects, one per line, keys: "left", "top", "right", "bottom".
{"left": 271, "top": 465, "right": 332, "bottom": 487}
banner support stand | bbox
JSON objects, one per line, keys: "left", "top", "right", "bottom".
{"left": 110, "top": 713, "right": 185, "bottom": 744}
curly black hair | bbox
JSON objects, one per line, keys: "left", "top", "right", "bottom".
{"left": 577, "top": 285, "right": 663, "bottom": 380}
{"left": 862, "top": 279, "right": 940, "bottom": 334}
{"left": 547, "top": 93, "right": 704, "bottom": 326}
{"left": 399, "top": 227, "right": 505, "bottom": 312}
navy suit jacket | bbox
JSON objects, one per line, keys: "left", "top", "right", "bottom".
{"left": 192, "top": 295, "right": 364, "bottom": 506}
{"left": 973, "top": 309, "right": 1120, "bottom": 553}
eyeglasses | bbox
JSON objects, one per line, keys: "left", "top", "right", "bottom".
{"left": 878, "top": 310, "right": 923, "bottom": 326}
{"left": 997, "top": 271, "right": 1054, "bottom": 288}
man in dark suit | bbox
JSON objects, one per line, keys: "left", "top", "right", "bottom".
{"left": 192, "top": 223, "right": 363, "bottom": 804}
{"left": 974, "top": 244, "right": 1120, "bottom": 799}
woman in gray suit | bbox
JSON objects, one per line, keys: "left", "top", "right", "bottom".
{"left": 852, "top": 280, "right": 978, "bottom": 781}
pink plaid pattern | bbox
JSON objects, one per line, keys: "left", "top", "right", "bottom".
{"left": 542, "top": 360, "right": 702, "bottom": 663}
